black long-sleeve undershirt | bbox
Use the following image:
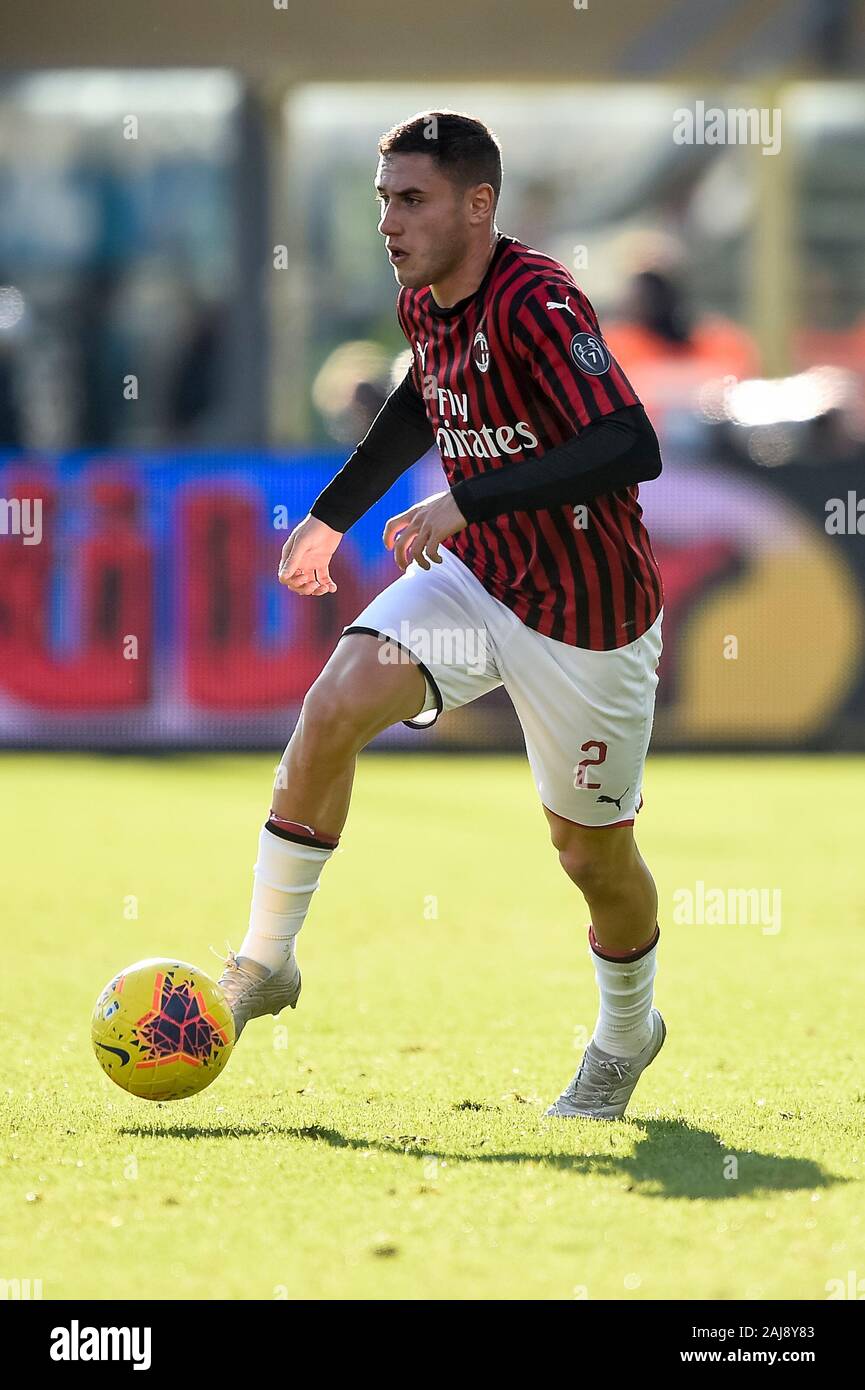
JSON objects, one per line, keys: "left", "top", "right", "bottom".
{"left": 450, "top": 402, "right": 662, "bottom": 524}
{"left": 310, "top": 370, "right": 434, "bottom": 533}
{"left": 310, "top": 369, "right": 662, "bottom": 533}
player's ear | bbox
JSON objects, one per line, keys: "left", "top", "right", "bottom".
{"left": 468, "top": 182, "right": 495, "bottom": 224}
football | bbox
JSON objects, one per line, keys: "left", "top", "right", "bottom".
{"left": 91, "top": 958, "right": 236, "bottom": 1101}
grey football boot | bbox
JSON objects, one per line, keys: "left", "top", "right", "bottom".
{"left": 217, "top": 950, "right": 302, "bottom": 1040}
{"left": 545, "top": 1009, "right": 666, "bottom": 1119}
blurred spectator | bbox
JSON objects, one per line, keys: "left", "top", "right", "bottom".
{"left": 167, "top": 292, "right": 224, "bottom": 441}
{"left": 311, "top": 340, "right": 392, "bottom": 443}
{"left": 604, "top": 269, "right": 761, "bottom": 424}
{"left": 0, "top": 345, "right": 22, "bottom": 447}
{"left": 0, "top": 280, "right": 25, "bottom": 446}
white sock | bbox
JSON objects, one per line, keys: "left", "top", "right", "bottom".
{"left": 589, "top": 926, "right": 659, "bottom": 1057}
{"left": 238, "top": 825, "right": 335, "bottom": 973}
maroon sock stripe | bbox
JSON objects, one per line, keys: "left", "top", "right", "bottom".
{"left": 589, "top": 922, "right": 659, "bottom": 963}
{"left": 265, "top": 814, "right": 339, "bottom": 851}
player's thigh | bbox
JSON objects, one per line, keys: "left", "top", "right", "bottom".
{"left": 501, "top": 613, "right": 663, "bottom": 828}
{"left": 301, "top": 630, "right": 428, "bottom": 746}
{"left": 340, "top": 546, "right": 504, "bottom": 731}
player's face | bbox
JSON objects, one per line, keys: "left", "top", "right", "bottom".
{"left": 375, "top": 154, "right": 471, "bottom": 289}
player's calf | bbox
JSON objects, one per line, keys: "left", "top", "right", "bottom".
{"left": 546, "top": 814, "right": 657, "bottom": 954}
{"left": 542, "top": 811, "right": 664, "bottom": 1104}
{"left": 219, "top": 633, "right": 427, "bottom": 1037}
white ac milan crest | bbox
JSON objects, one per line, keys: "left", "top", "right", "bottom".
{"left": 473, "top": 329, "right": 490, "bottom": 374}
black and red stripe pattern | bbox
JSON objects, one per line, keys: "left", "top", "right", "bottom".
{"left": 397, "top": 235, "right": 663, "bottom": 650}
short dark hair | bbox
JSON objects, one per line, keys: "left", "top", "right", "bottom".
{"left": 378, "top": 111, "right": 502, "bottom": 205}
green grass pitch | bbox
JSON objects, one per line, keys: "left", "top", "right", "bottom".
{"left": 1, "top": 751, "right": 863, "bottom": 1301}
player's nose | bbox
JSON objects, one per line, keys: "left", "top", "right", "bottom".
{"left": 378, "top": 205, "right": 400, "bottom": 236}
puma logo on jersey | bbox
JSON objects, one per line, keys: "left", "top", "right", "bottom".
{"left": 546, "top": 296, "right": 574, "bottom": 314}
{"left": 415, "top": 342, "right": 427, "bottom": 369}
{"left": 596, "top": 787, "right": 629, "bottom": 811}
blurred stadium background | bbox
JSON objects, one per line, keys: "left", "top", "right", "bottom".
{"left": 2, "top": 0, "right": 865, "bottom": 753}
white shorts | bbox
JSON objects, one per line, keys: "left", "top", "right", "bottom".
{"left": 342, "top": 545, "right": 662, "bottom": 828}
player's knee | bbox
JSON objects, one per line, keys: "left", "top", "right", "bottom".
{"left": 557, "top": 840, "right": 632, "bottom": 898}
{"left": 297, "top": 637, "right": 421, "bottom": 755}
{"left": 558, "top": 844, "right": 605, "bottom": 893}
{"left": 297, "top": 673, "right": 370, "bottom": 757}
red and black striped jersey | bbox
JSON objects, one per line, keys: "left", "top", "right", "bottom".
{"left": 396, "top": 233, "right": 663, "bottom": 650}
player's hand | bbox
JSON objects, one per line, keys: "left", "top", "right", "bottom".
{"left": 383, "top": 491, "right": 468, "bottom": 572}
{"left": 278, "top": 514, "right": 342, "bottom": 596}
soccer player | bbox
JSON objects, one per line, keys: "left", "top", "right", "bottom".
{"left": 219, "top": 112, "right": 666, "bottom": 1120}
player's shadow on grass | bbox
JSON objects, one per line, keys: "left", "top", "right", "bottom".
{"left": 121, "top": 1116, "right": 841, "bottom": 1201}
{"left": 295, "top": 1118, "right": 839, "bottom": 1201}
